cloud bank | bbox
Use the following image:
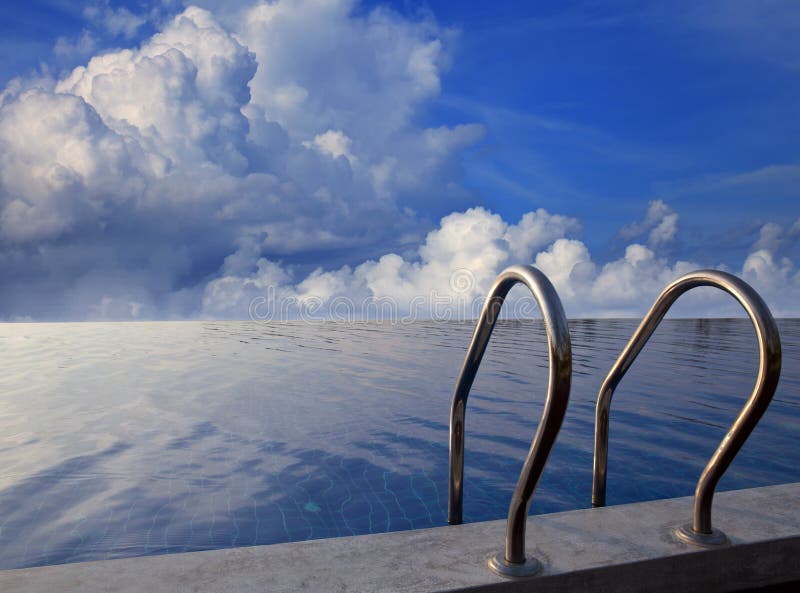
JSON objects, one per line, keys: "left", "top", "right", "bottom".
{"left": 211, "top": 205, "right": 800, "bottom": 320}
{"left": 0, "top": 2, "right": 798, "bottom": 321}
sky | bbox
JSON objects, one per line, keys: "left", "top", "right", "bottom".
{"left": 0, "top": 0, "right": 798, "bottom": 320}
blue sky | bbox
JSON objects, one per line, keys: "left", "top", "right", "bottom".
{"left": 410, "top": 0, "right": 800, "bottom": 259}
{"left": 0, "top": 0, "right": 798, "bottom": 319}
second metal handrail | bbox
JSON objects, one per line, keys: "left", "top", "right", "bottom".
{"left": 592, "top": 269, "right": 782, "bottom": 546}
{"left": 448, "top": 264, "right": 571, "bottom": 578}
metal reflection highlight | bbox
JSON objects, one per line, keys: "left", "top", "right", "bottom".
{"left": 447, "top": 264, "right": 572, "bottom": 577}
{"left": 591, "top": 269, "right": 782, "bottom": 546}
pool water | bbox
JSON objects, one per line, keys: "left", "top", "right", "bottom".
{"left": 0, "top": 319, "right": 797, "bottom": 569}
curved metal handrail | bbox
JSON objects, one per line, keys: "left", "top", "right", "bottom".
{"left": 592, "top": 269, "right": 782, "bottom": 546}
{"left": 448, "top": 264, "right": 571, "bottom": 578}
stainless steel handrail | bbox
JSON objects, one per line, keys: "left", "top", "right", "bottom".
{"left": 448, "top": 264, "right": 572, "bottom": 578}
{"left": 592, "top": 269, "right": 782, "bottom": 546}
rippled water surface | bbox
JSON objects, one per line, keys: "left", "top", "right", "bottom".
{"left": 0, "top": 319, "right": 798, "bottom": 569}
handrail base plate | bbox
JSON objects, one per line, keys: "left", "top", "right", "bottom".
{"left": 675, "top": 523, "right": 729, "bottom": 547}
{"left": 487, "top": 553, "right": 541, "bottom": 579}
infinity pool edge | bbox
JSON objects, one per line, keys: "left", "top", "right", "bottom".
{"left": 1, "top": 482, "right": 798, "bottom": 593}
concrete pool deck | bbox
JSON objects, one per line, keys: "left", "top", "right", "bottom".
{"left": 1, "top": 482, "right": 798, "bottom": 593}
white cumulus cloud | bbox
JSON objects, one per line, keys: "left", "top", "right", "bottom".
{"left": 0, "top": 2, "right": 485, "bottom": 320}
{"left": 619, "top": 199, "right": 679, "bottom": 248}
{"left": 204, "top": 204, "right": 800, "bottom": 321}
{"left": 0, "top": 2, "right": 797, "bottom": 321}
{"left": 0, "top": 89, "right": 144, "bottom": 242}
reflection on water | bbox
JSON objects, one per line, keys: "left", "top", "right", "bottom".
{"left": 0, "top": 319, "right": 797, "bottom": 568}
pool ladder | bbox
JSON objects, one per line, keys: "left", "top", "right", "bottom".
{"left": 591, "top": 269, "right": 782, "bottom": 546}
{"left": 448, "top": 266, "right": 782, "bottom": 579}
{"left": 448, "top": 264, "right": 571, "bottom": 578}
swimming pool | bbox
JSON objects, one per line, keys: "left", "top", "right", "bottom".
{"left": 0, "top": 319, "right": 798, "bottom": 569}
